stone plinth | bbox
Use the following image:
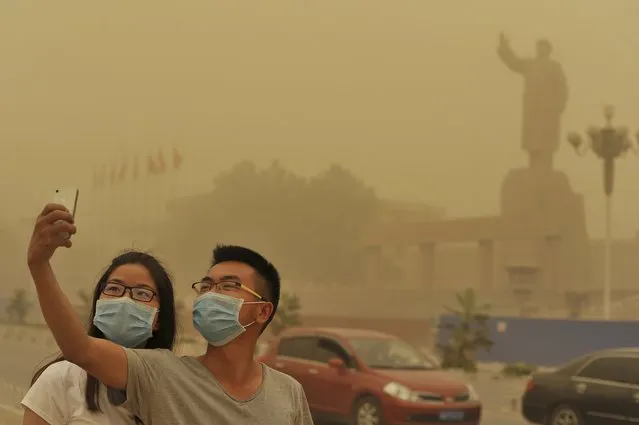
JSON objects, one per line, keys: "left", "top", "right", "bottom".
{"left": 500, "top": 167, "right": 590, "bottom": 292}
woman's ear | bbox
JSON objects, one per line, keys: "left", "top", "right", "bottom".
{"left": 153, "top": 313, "right": 160, "bottom": 331}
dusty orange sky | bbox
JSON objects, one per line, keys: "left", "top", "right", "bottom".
{"left": 1, "top": 0, "right": 638, "bottom": 238}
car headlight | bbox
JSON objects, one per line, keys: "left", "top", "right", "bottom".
{"left": 466, "top": 384, "right": 480, "bottom": 401}
{"left": 383, "top": 382, "right": 418, "bottom": 402}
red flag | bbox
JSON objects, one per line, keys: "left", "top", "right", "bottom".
{"left": 173, "top": 147, "right": 182, "bottom": 170}
{"left": 118, "top": 161, "right": 128, "bottom": 182}
{"left": 147, "top": 154, "right": 157, "bottom": 175}
{"left": 109, "top": 164, "right": 118, "bottom": 185}
{"left": 132, "top": 157, "right": 139, "bottom": 181}
{"left": 156, "top": 149, "right": 166, "bottom": 174}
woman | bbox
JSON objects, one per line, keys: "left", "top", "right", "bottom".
{"left": 21, "top": 250, "right": 177, "bottom": 425}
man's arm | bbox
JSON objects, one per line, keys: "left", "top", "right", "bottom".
{"left": 28, "top": 261, "right": 128, "bottom": 390}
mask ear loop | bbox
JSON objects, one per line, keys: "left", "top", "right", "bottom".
{"left": 241, "top": 301, "right": 268, "bottom": 328}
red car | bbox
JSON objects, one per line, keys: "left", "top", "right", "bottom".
{"left": 260, "top": 327, "right": 481, "bottom": 425}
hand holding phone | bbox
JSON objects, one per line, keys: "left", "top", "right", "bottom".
{"left": 53, "top": 188, "right": 79, "bottom": 239}
{"left": 53, "top": 188, "right": 79, "bottom": 218}
{"left": 28, "top": 200, "right": 78, "bottom": 266}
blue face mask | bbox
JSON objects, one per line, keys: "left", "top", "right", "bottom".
{"left": 192, "top": 292, "right": 263, "bottom": 347}
{"left": 93, "top": 298, "right": 157, "bottom": 348}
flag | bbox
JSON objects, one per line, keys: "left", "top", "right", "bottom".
{"left": 147, "top": 154, "right": 157, "bottom": 175}
{"left": 173, "top": 147, "right": 183, "bottom": 170}
{"left": 132, "top": 157, "right": 139, "bottom": 181}
{"left": 118, "top": 161, "right": 128, "bottom": 182}
{"left": 109, "top": 164, "right": 118, "bottom": 185}
{"left": 156, "top": 149, "right": 166, "bottom": 174}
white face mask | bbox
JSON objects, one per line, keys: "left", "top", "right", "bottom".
{"left": 192, "top": 292, "right": 264, "bottom": 346}
{"left": 93, "top": 298, "right": 157, "bottom": 348}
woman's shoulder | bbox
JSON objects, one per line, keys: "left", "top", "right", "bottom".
{"left": 37, "top": 360, "right": 87, "bottom": 385}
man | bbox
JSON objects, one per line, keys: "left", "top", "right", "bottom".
{"left": 27, "top": 203, "right": 314, "bottom": 424}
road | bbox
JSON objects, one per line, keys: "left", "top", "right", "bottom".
{"left": 463, "top": 371, "right": 529, "bottom": 425}
{"left": 0, "top": 339, "right": 529, "bottom": 425}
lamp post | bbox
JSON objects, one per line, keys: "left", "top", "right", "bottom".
{"left": 567, "top": 106, "right": 637, "bottom": 320}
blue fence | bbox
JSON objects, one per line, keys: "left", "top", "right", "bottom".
{"left": 437, "top": 315, "right": 639, "bottom": 366}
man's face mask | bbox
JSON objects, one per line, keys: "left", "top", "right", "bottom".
{"left": 192, "top": 292, "right": 265, "bottom": 346}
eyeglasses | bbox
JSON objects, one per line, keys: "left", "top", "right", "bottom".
{"left": 191, "top": 279, "right": 264, "bottom": 301}
{"left": 102, "top": 282, "right": 156, "bottom": 303}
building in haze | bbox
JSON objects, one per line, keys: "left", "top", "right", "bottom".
{"left": 375, "top": 200, "right": 445, "bottom": 224}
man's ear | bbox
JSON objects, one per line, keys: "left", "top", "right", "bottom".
{"left": 257, "top": 302, "right": 274, "bottom": 324}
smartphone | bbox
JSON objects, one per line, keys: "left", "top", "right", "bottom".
{"left": 53, "top": 188, "right": 79, "bottom": 218}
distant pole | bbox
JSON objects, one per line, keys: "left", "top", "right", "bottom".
{"left": 603, "top": 194, "right": 612, "bottom": 320}
{"left": 567, "top": 106, "right": 637, "bottom": 320}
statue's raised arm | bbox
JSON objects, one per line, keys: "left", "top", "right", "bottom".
{"left": 497, "top": 32, "right": 526, "bottom": 74}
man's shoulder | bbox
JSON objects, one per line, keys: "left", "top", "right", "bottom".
{"left": 124, "top": 348, "right": 179, "bottom": 367}
{"left": 263, "top": 364, "right": 303, "bottom": 392}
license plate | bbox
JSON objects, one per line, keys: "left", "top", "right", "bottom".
{"left": 439, "top": 411, "right": 464, "bottom": 421}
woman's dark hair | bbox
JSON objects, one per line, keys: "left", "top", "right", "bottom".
{"left": 30, "top": 250, "right": 177, "bottom": 412}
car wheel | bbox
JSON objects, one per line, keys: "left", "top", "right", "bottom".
{"left": 547, "top": 404, "right": 583, "bottom": 425}
{"left": 351, "top": 396, "right": 385, "bottom": 425}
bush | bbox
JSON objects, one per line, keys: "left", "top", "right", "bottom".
{"left": 437, "top": 289, "right": 494, "bottom": 373}
{"left": 501, "top": 362, "right": 538, "bottom": 377}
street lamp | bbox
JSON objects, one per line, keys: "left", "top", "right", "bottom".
{"left": 566, "top": 105, "right": 637, "bottom": 320}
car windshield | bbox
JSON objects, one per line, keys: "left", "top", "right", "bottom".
{"left": 348, "top": 337, "right": 437, "bottom": 370}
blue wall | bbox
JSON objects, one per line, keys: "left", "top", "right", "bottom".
{"left": 438, "top": 315, "right": 639, "bottom": 366}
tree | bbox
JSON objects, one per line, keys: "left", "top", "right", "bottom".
{"left": 438, "top": 288, "right": 494, "bottom": 372}
{"left": 270, "top": 292, "right": 302, "bottom": 337}
{"left": 161, "top": 161, "right": 380, "bottom": 285}
{"left": 6, "top": 288, "right": 32, "bottom": 324}
{"left": 302, "top": 164, "right": 379, "bottom": 283}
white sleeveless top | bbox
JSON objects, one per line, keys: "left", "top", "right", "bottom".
{"left": 21, "top": 360, "right": 134, "bottom": 425}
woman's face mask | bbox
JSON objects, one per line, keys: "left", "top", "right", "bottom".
{"left": 93, "top": 298, "right": 158, "bottom": 348}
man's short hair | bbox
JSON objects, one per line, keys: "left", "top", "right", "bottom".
{"left": 211, "top": 244, "right": 281, "bottom": 330}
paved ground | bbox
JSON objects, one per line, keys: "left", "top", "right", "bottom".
{"left": 461, "top": 371, "right": 529, "bottom": 425}
{"left": 0, "top": 338, "right": 529, "bottom": 424}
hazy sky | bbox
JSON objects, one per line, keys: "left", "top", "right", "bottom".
{"left": 2, "top": 0, "right": 639, "bottom": 238}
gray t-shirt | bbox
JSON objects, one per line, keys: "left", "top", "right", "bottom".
{"left": 124, "top": 348, "right": 314, "bottom": 425}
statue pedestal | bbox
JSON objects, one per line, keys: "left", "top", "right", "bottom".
{"left": 500, "top": 167, "right": 591, "bottom": 293}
